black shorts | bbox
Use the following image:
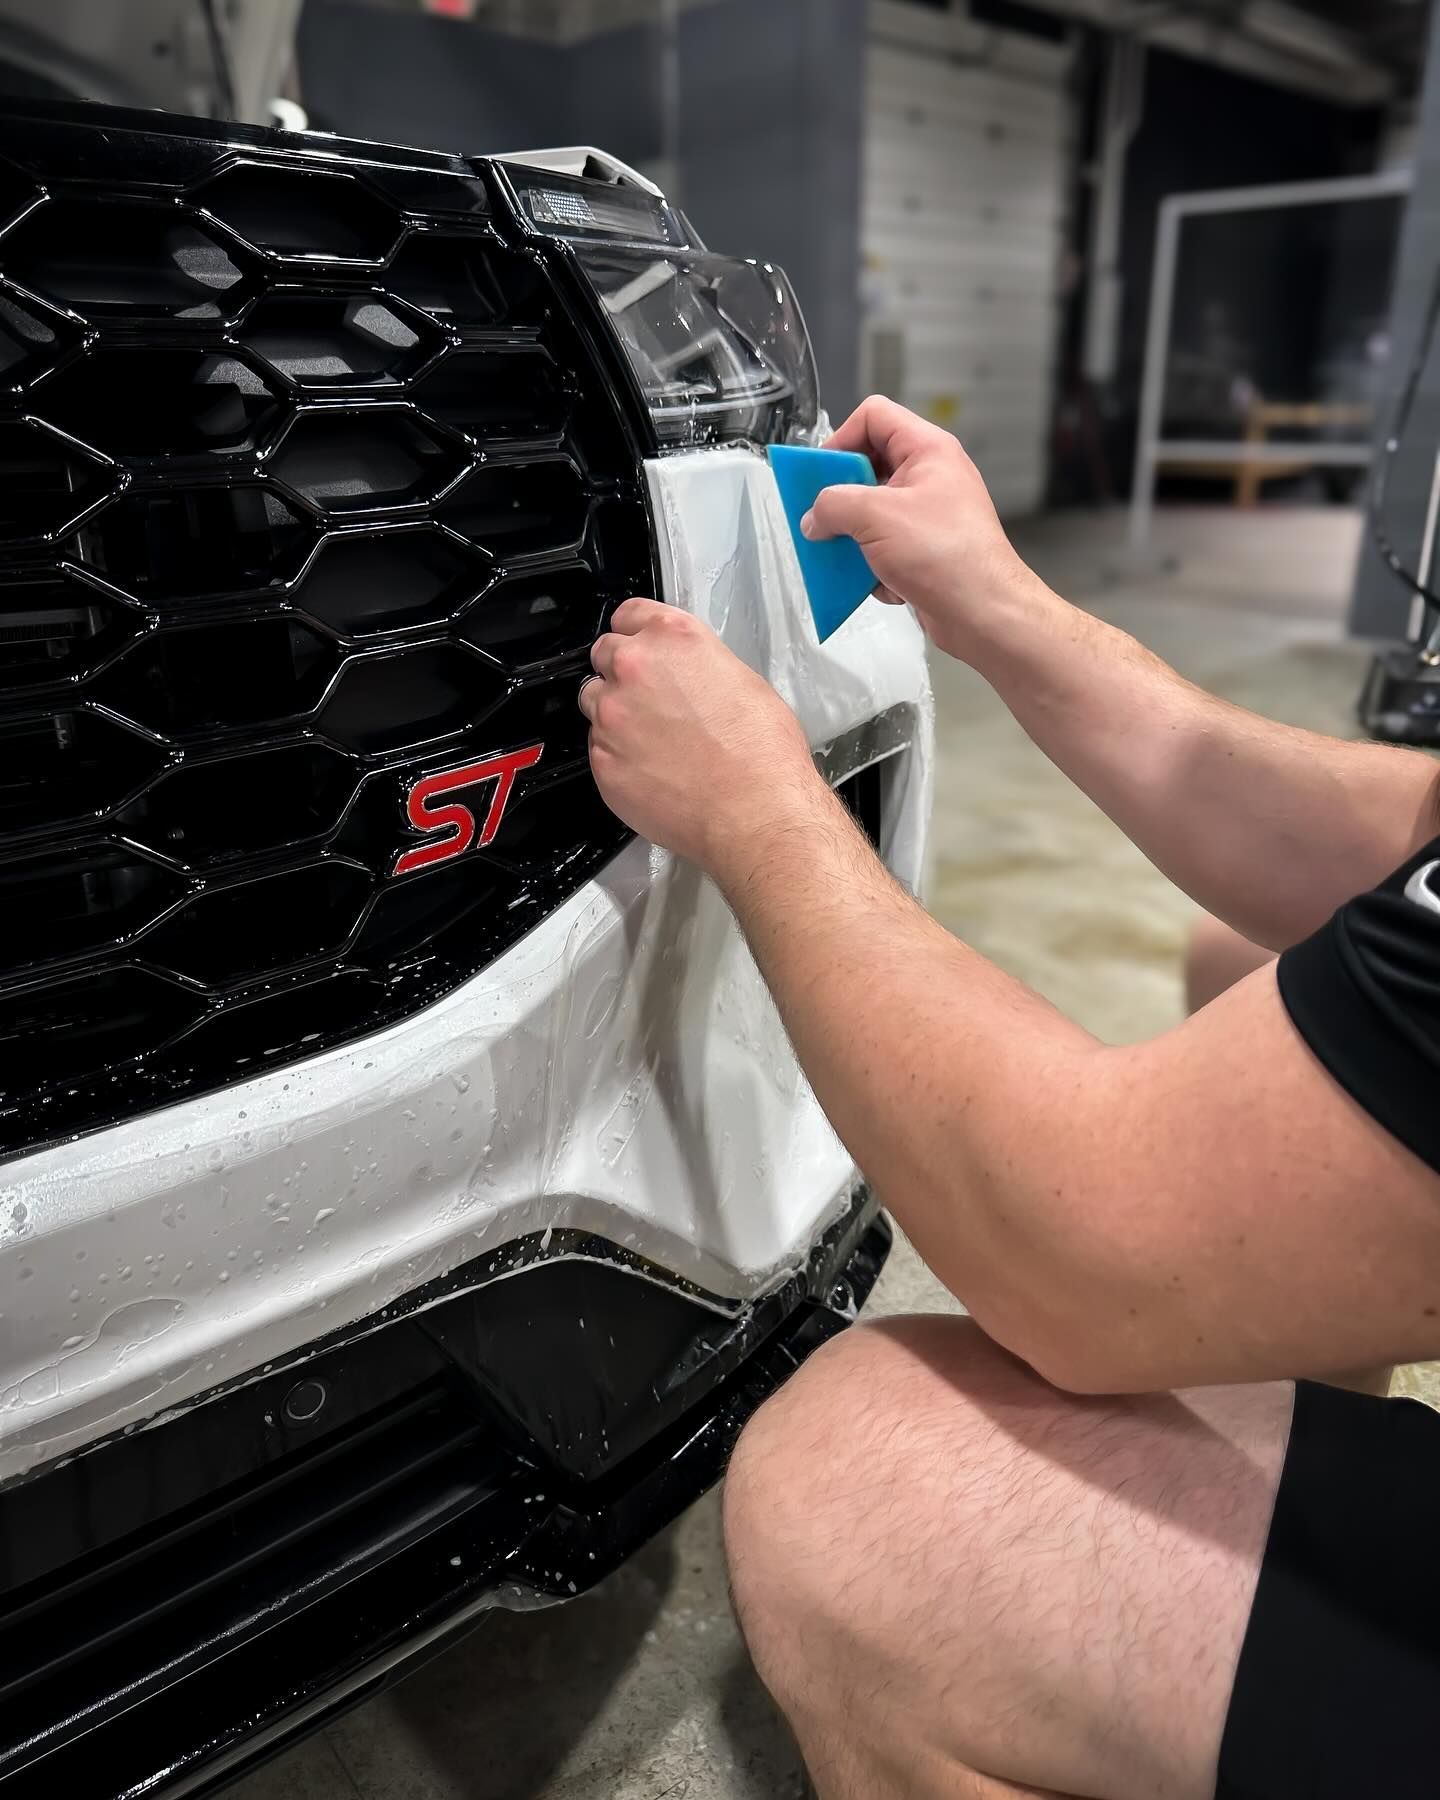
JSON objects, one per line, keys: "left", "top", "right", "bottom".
{"left": 1217, "top": 1380, "right": 1440, "bottom": 1799}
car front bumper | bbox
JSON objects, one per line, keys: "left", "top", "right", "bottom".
{"left": 0, "top": 1188, "right": 889, "bottom": 1800}
{"left": 0, "top": 447, "right": 931, "bottom": 1486}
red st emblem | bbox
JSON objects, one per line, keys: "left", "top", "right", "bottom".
{"left": 393, "top": 744, "right": 544, "bottom": 878}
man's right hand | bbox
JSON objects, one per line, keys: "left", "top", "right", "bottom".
{"left": 802, "top": 395, "right": 1044, "bottom": 663}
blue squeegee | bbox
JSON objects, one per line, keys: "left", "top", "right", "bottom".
{"left": 767, "top": 444, "right": 880, "bottom": 643}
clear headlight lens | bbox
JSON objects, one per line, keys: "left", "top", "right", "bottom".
{"left": 502, "top": 160, "right": 820, "bottom": 450}
{"left": 573, "top": 246, "right": 820, "bottom": 450}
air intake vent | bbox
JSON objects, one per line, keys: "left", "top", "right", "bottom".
{"left": 0, "top": 106, "right": 653, "bottom": 1157}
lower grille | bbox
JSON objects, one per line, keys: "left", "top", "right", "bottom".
{"left": 0, "top": 1196, "right": 890, "bottom": 1800}
{"left": 0, "top": 102, "right": 654, "bottom": 1157}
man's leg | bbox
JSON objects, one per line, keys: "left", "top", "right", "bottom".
{"left": 725, "top": 1317, "right": 1292, "bottom": 1800}
{"left": 1184, "top": 912, "right": 1276, "bottom": 1015}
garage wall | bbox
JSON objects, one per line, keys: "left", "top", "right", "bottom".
{"left": 298, "top": 2, "right": 659, "bottom": 163}
{"left": 862, "top": 1, "right": 1073, "bottom": 518}
{"left": 299, "top": 0, "right": 866, "bottom": 419}
{"left": 677, "top": 0, "right": 866, "bottom": 422}
{"left": 1351, "top": 0, "right": 1440, "bottom": 638}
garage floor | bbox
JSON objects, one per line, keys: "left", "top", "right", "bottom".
{"left": 235, "top": 504, "right": 1424, "bottom": 1800}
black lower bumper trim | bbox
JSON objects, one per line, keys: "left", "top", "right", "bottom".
{"left": 0, "top": 1196, "right": 889, "bottom": 1800}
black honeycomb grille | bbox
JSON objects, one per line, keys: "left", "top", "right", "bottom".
{"left": 0, "top": 103, "right": 655, "bottom": 1158}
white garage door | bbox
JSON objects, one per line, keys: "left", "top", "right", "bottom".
{"left": 863, "top": 2, "right": 1072, "bottom": 518}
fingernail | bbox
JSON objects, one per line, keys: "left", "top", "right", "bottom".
{"left": 800, "top": 510, "right": 816, "bottom": 539}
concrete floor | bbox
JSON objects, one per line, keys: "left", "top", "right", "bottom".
{"left": 235, "top": 503, "right": 1422, "bottom": 1800}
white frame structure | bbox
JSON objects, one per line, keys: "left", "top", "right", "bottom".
{"left": 1129, "top": 170, "right": 1414, "bottom": 554}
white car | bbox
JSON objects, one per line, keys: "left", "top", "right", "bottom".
{"left": 0, "top": 102, "right": 932, "bottom": 1795}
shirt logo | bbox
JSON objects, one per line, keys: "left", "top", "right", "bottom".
{"left": 393, "top": 745, "right": 544, "bottom": 878}
{"left": 1403, "top": 860, "right": 1440, "bottom": 917}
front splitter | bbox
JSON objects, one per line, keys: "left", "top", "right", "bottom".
{"left": 0, "top": 1194, "right": 890, "bottom": 1800}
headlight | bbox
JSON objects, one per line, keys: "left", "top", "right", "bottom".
{"left": 571, "top": 247, "right": 819, "bottom": 450}
{"left": 501, "top": 162, "right": 820, "bottom": 451}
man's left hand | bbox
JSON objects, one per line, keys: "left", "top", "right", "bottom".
{"left": 579, "top": 598, "right": 818, "bottom": 877}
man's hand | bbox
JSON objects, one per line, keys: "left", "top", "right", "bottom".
{"left": 804, "top": 395, "right": 1043, "bottom": 662}
{"left": 580, "top": 598, "right": 822, "bottom": 877}
{"left": 809, "top": 397, "right": 1440, "bottom": 949}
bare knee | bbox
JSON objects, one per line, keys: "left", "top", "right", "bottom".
{"left": 727, "top": 1320, "right": 1291, "bottom": 1800}
{"left": 723, "top": 1316, "right": 1042, "bottom": 1714}
{"left": 1184, "top": 913, "right": 1274, "bottom": 1014}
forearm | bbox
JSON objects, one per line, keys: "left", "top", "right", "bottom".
{"left": 580, "top": 579, "right": 1440, "bottom": 1392}
{"left": 714, "top": 774, "right": 1104, "bottom": 1361}
{"left": 971, "top": 569, "right": 1440, "bottom": 948}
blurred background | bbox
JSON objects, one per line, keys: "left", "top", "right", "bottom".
{"left": 1, "top": 4, "right": 1436, "bottom": 1796}
{"left": 0, "top": 0, "right": 1429, "bottom": 545}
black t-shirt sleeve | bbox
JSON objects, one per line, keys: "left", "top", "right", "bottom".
{"left": 1278, "top": 837, "right": 1440, "bottom": 1178}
